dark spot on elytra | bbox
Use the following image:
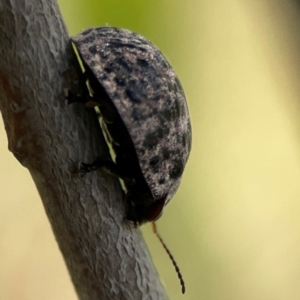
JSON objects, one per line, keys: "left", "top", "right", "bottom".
{"left": 163, "top": 149, "right": 170, "bottom": 160}
{"left": 137, "top": 47, "right": 147, "bottom": 52}
{"left": 158, "top": 178, "right": 165, "bottom": 184}
{"left": 162, "top": 107, "right": 177, "bottom": 122}
{"left": 182, "top": 133, "right": 187, "bottom": 147}
{"left": 125, "top": 44, "right": 137, "bottom": 50}
{"left": 143, "top": 128, "right": 164, "bottom": 149}
{"left": 88, "top": 44, "right": 99, "bottom": 55}
{"left": 169, "top": 160, "right": 184, "bottom": 179}
{"left": 76, "top": 34, "right": 96, "bottom": 46}
{"left": 111, "top": 91, "right": 120, "bottom": 100}
{"left": 163, "top": 126, "right": 170, "bottom": 136}
{"left": 115, "top": 77, "right": 125, "bottom": 86}
{"left": 149, "top": 155, "right": 161, "bottom": 174}
{"left": 89, "top": 60, "right": 96, "bottom": 67}
{"left": 116, "top": 57, "right": 132, "bottom": 72}
{"left": 131, "top": 108, "right": 140, "bottom": 121}
{"left": 132, "top": 107, "right": 148, "bottom": 121}
{"left": 149, "top": 155, "right": 160, "bottom": 166}
{"left": 104, "top": 67, "right": 113, "bottom": 73}
{"left": 99, "top": 73, "right": 109, "bottom": 81}
{"left": 108, "top": 42, "right": 139, "bottom": 51}
{"left": 161, "top": 99, "right": 182, "bottom": 122}
{"left": 126, "top": 89, "right": 142, "bottom": 103}
{"left": 152, "top": 94, "right": 160, "bottom": 101}
{"left": 137, "top": 59, "right": 149, "bottom": 68}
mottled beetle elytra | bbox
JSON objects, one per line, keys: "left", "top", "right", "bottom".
{"left": 67, "top": 26, "right": 191, "bottom": 294}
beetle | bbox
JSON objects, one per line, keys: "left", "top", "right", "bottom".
{"left": 67, "top": 26, "right": 192, "bottom": 225}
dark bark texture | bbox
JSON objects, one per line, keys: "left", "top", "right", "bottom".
{"left": 0, "top": 0, "right": 167, "bottom": 299}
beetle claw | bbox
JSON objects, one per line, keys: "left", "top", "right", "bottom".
{"left": 65, "top": 89, "right": 87, "bottom": 106}
{"left": 78, "top": 162, "right": 93, "bottom": 177}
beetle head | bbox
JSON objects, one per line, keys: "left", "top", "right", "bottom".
{"left": 126, "top": 191, "right": 167, "bottom": 225}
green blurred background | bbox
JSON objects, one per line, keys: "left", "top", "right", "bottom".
{"left": 2, "top": 0, "right": 300, "bottom": 299}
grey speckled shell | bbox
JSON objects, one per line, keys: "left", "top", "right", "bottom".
{"left": 72, "top": 27, "right": 192, "bottom": 203}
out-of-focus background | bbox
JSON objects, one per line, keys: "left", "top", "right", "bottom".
{"left": 2, "top": 1, "right": 300, "bottom": 299}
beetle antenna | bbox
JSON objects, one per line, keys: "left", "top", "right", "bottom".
{"left": 151, "top": 222, "right": 185, "bottom": 294}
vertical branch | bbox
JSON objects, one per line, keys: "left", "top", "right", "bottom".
{"left": 0, "top": 0, "right": 167, "bottom": 299}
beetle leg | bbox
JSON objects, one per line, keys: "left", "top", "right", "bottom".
{"left": 65, "top": 71, "right": 98, "bottom": 106}
{"left": 64, "top": 89, "right": 83, "bottom": 104}
{"left": 79, "top": 159, "right": 136, "bottom": 185}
